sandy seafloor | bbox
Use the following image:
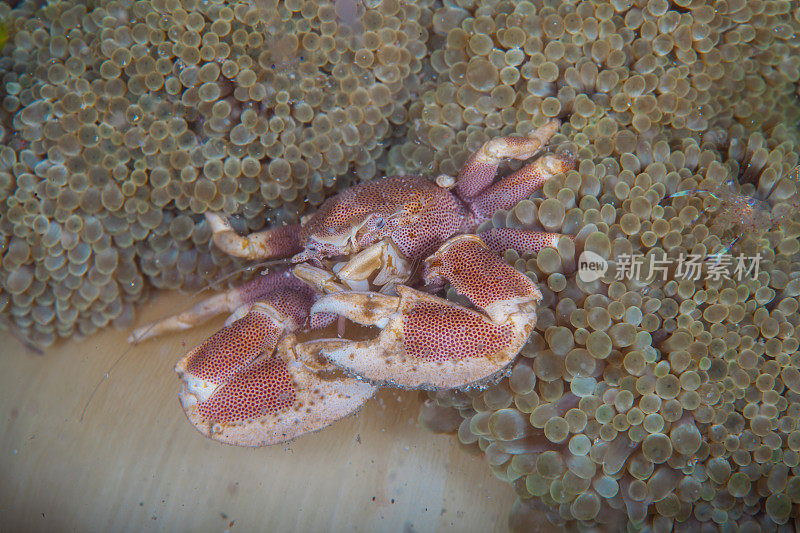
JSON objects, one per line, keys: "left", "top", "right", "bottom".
{"left": 1, "top": 290, "right": 521, "bottom": 532}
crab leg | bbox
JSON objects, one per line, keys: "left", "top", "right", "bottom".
{"left": 205, "top": 213, "right": 302, "bottom": 260}
{"left": 455, "top": 118, "right": 560, "bottom": 201}
{"left": 467, "top": 152, "right": 577, "bottom": 219}
{"left": 176, "top": 295, "right": 376, "bottom": 446}
{"left": 129, "top": 269, "right": 313, "bottom": 342}
{"left": 298, "top": 287, "right": 532, "bottom": 389}
{"left": 298, "top": 236, "right": 543, "bottom": 389}
{"left": 477, "top": 228, "right": 573, "bottom": 255}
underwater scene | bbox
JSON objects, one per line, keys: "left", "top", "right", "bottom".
{"left": 2, "top": 0, "right": 800, "bottom": 531}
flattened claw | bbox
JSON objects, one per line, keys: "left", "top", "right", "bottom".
{"left": 180, "top": 336, "right": 377, "bottom": 447}
{"left": 174, "top": 293, "right": 377, "bottom": 446}
{"left": 424, "top": 235, "right": 543, "bottom": 323}
{"left": 175, "top": 301, "right": 300, "bottom": 404}
{"left": 302, "top": 286, "right": 536, "bottom": 390}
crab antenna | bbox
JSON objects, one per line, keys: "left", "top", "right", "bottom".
{"left": 666, "top": 188, "right": 720, "bottom": 201}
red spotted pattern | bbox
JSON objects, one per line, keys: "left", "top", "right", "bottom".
{"left": 185, "top": 286, "right": 314, "bottom": 384}
{"left": 479, "top": 228, "right": 568, "bottom": 255}
{"left": 299, "top": 175, "right": 466, "bottom": 259}
{"left": 238, "top": 269, "right": 305, "bottom": 301}
{"left": 469, "top": 154, "right": 576, "bottom": 219}
{"left": 291, "top": 123, "right": 566, "bottom": 267}
{"left": 169, "top": 123, "right": 572, "bottom": 445}
{"left": 402, "top": 301, "right": 514, "bottom": 362}
{"left": 186, "top": 312, "right": 280, "bottom": 385}
{"left": 456, "top": 135, "right": 544, "bottom": 200}
{"left": 427, "top": 238, "right": 539, "bottom": 311}
{"left": 456, "top": 159, "right": 501, "bottom": 201}
{"left": 309, "top": 311, "right": 338, "bottom": 330}
{"left": 258, "top": 223, "right": 303, "bottom": 257}
{"left": 238, "top": 270, "right": 315, "bottom": 322}
{"left": 196, "top": 354, "right": 296, "bottom": 423}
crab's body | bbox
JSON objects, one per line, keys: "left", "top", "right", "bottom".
{"left": 131, "top": 120, "right": 577, "bottom": 446}
{"left": 295, "top": 174, "right": 466, "bottom": 263}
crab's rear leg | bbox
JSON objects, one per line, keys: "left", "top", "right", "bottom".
{"left": 467, "top": 152, "right": 577, "bottom": 220}
{"left": 298, "top": 235, "right": 543, "bottom": 389}
{"left": 205, "top": 213, "right": 303, "bottom": 260}
{"left": 129, "top": 269, "right": 313, "bottom": 343}
{"left": 455, "top": 119, "right": 561, "bottom": 201}
{"left": 177, "top": 294, "right": 376, "bottom": 446}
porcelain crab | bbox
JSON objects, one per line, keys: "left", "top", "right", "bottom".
{"left": 130, "top": 119, "right": 576, "bottom": 446}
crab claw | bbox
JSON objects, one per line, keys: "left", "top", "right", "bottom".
{"left": 299, "top": 284, "right": 539, "bottom": 390}
{"left": 175, "top": 302, "right": 376, "bottom": 446}
{"left": 424, "top": 235, "right": 543, "bottom": 323}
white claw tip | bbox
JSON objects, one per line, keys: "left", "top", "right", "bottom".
{"left": 204, "top": 212, "right": 230, "bottom": 232}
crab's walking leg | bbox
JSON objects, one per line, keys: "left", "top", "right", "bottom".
{"left": 177, "top": 295, "right": 376, "bottom": 446}
{"left": 467, "top": 152, "right": 577, "bottom": 219}
{"left": 205, "top": 213, "right": 302, "bottom": 260}
{"left": 477, "top": 228, "right": 573, "bottom": 255}
{"left": 129, "top": 269, "right": 312, "bottom": 343}
{"left": 299, "top": 236, "right": 543, "bottom": 389}
{"left": 455, "top": 119, "right": 560, "bottom": 201}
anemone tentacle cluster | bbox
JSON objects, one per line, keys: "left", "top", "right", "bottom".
{"left": 395, "top": 0, "right": 800, "bottom": 179}
{"left": 0, "top": 0, "right": 433, "bottom": 345}
{"left": 423, "top": 127, "right": 800, "bottom": 529}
